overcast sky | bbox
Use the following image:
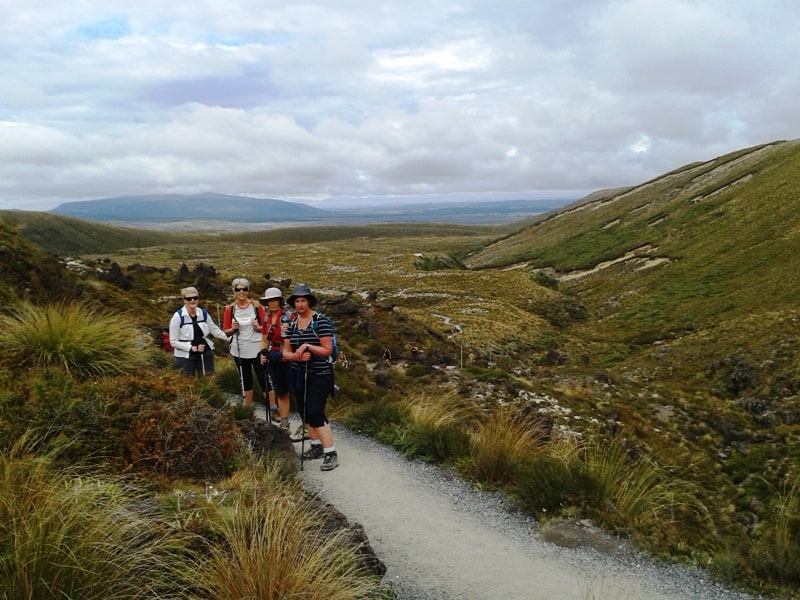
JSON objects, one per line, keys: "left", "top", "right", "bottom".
{"left": 1, "top": 1, "right": 798, "bottom": 211}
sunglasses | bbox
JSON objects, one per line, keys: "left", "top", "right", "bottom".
{"left": 184, "top": 296, "right": 199, "bottom": 301}
{"left": 234, "top": 287, "right": 249, "bottom": 292}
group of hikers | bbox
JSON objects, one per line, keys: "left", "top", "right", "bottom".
{"left": 166, "top": 280, "right": 340, "bottom": 472}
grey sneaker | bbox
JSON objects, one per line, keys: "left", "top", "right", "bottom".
{"left": 290, "top": 424, "right": 310, "bottom": 442}
{"left": 321, "top": 451, "right": 339, "bottom": 471}
{"left": 301, "top": 444, "right": 324, "bottom": 460}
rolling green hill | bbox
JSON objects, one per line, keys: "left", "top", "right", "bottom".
{"left": 466, "top": 139, "right": 800, "bottom": 376}
{"left": 0, "top": 210, "right": 211, "bottom": 256}
{"left": 4, "top": 139, "right": 800, "bottom": 595}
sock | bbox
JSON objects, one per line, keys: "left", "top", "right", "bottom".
{"left": 310, "top": 440, "right": 322, "bottom": 446}
{"left": 324, "top": 446, "right": 336, "bottom": 454}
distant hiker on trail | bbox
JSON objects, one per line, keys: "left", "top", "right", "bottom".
{"left": 259, "top": 286, "right": 295, "bottom": 432}
{"left": 169, "top": 286, "right": 229, "bottom": 377}
{"left": 339, "top": 352, "right": 349, "bottom": 369}
{"left": 222, "top": 278, "right": 268, "bottom": 408}
{"left": 283, "top": 283, "right": 339, "bottom": 472}
{"left": 383, "top": 346, "right": 392, "bottom": 366}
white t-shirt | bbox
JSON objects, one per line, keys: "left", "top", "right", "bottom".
{"left": 230, "top": 303, "right": 262, "bottom": 359}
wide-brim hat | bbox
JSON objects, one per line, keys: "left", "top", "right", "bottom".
{"left": 259, "top": 287, "right": 285, "bottom": 306}
{"left": 287, "top": 283, "right": 317, "bottom": 307}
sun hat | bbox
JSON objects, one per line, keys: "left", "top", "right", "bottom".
{"left": 259, "top": 287, "right": 285, "bottom": 306}
{"left": 287, "top": 283, "right": 317, "bottom": 308}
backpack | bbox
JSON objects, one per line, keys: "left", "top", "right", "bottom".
{"left": 310, "top": 312, "right": 339, "bottom": 362}
{"left": 177, "top": 307, "right": 208, "bottom": 327}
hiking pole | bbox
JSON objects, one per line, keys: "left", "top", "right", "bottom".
{"left": 234, "top": 328, "right": 246, "bottom": 405}
{"left": 263, "top": 354, "right": 277, "bottom": 422}
{"left": 300, "top": 362, "right": 308, "bottom": 471}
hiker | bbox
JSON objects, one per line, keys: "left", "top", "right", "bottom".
{"left": 169, "top": 286, "right": 229, "bottom": 376}
{"left": 221, "top": 278, "right": 268, "bottom": 408}
{"left": 383, "top": 346, "right": 392, "bottom": 366}
{"left": 339, "top": 352, "right": 349, "bottom": 369}
{"left": 259, "top": 286, "right": 295, "bottom": 432}
{"left": 283, "top": 283, "right": 339, "bottom": 471}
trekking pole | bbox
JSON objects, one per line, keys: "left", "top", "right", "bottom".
{"left": 300, "top": 362, "right": 308, "bottom": 471}
{"left": 264, "top": 357, "right": 276, "bottom": 420}
{"left": 200, "top": 349, "right": 206, "bottom": 376}
{"left": 234, "top": 329, "right": 246, "bottom": 405}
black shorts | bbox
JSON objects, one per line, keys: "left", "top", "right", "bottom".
{"left": 266, "top": 358, "right": 294, "bottom": 396}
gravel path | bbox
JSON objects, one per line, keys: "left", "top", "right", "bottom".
{"left": 297, "top": 421, "right": 762, "bottom": 600}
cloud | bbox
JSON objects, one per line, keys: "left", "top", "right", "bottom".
{"left": 0, "top": 0, "right": 798, "bottom": 211}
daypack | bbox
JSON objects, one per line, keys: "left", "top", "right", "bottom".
{"left": 177, "top": 307, "right": 208, "bottom": 327}
{"left": 310, "top": 312, "right": 339, "bottom": 362}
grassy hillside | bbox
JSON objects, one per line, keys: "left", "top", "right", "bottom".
{"left": 0, "top": 210, "right": 211, "bottom": 255}
{"left": 1, "top": 209, "right": 514, "bottom": 256}
{"left": 466, "top": 139, "right": 800, "bottom": 375}
{"left": 5, "top": 140, "right": 800, "bottom": 596}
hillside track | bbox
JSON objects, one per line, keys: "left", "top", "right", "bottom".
{"left": 298, "top": 421, "right": 759, "bottom": 600}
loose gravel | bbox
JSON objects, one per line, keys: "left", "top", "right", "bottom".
{"left": 298, "top": 421, "right": 764, "bottom": 600}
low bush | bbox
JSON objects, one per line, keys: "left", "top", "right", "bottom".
{"left": 0, "top": 301, "right": 149, "bottom": 380}
{"left": 468, "top": 408, "right": 549, "bottom": 486}
{"left": 0, "top": 437, "right": 188, "bottom": 598}
{"left": 516, "top": 453, "right": 598, "bottom": 515}
{"left": 124, "top": 393, "right": 241, "bottom": 482}
{"left": 185, "top": 463, "right": 385, "bottom": 600}
{"left": 404, "top": 391, "right": 478, "bottom": 463}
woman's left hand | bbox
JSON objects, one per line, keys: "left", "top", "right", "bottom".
{"left": 296, "top": 344, "right": 311, "bottom": 361}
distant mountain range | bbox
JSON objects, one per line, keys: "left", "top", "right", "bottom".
{"left": 48, "top": 193, "right": 572, "bottom": 226}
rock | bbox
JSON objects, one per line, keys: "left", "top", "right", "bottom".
{"left": 539, "top": 518, "right": 624, "bottom": 555}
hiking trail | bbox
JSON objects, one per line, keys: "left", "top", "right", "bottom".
{"left": 293, "top": 419, "right": 759, "bottom": 600}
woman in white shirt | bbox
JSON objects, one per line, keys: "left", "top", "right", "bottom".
{"left": 221, "top": 278, "right": 268, "bottom": 406}
{"left": 168, "top": 286, "right": 229, "bottom": 376}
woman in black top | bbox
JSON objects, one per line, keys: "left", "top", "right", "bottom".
{"left": 283, "top": 284, "right": 338, "bottom": 471}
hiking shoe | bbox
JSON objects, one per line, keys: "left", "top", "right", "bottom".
{"left": 300, "top": 444, "right": 324, "bottom": 460}
{"left": 290, "top": 424, "right": 310, "bottom": 442}
{"left": 321, "top": 451, "right": 338, "bottom": 471}
{"left": 280, "top": 421, "right": 291, "bottom": 433}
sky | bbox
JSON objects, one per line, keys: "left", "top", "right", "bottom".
{"left": 1, "top": 1, "right": 799, "bottom": 212}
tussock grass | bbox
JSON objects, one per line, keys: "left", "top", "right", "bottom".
{"left": 582, "top": 433, "right": 702, "bottom": 535}
{"left": 404, "top": 390, "right": 478, "bottom": 461}
{"left": 186, "top": 463, "right": 383, "bottom": 600}
{"left": 0, "top": 434, "right": 187, "bottom": 598}
{"left": 469, "top": 407, "right": 549, "bottom": 485}
{"left": 747, "top": 473, "right": 800, "bottom": 585}
{"left": 0, "top": 301, "right": 148, "bottom": 379}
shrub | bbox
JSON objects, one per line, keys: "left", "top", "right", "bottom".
{"left": 581, "top": 432, "right": 704, "bottom": 545}
{"left": 185, "top": 465, "right": 384, "bottom": 600}
{"left": 405, "top": 391, "right": 478, "bottom": 462}
{"left": 469, "top": 408, "right": 549, "bottom": 486}
{"left": 124, "top": 394, "right": 241, "bottom": 481}
{"left": 0, "top": 301, "right": 149, "bottom": 380}
{"left": 346, "top": 399, "right": 409, "bottom": 437}
{"left": 411, "top": 421, "right": 471, "bottom": 462}
{"left": 404, "top": 363, "right": 432, "bottom": 378}
{"left": 747, "top": 474, "right": 800, "bottom": 585}
{"left": 516, "top": 453, "right": 598, "bottom": 515}
{"left": 0, "top": 436, "right": 188, "bottom": 598}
